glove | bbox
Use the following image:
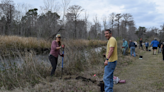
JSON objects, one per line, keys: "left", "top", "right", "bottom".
{"left": 62, "top": 45, "right": 65, "bottom": 48}
{"left": 103, "top": 53, "right": 106, "bottom": 57}
{"left": 61, "top": 54, "right": 64, "bottom": 57}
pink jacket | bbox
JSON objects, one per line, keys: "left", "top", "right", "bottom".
{"left": 50, "top": 40, "right": 61, "bottom": 58}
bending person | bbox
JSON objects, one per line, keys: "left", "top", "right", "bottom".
{"left": 150, "top": 38, "right": 159, "bottom": 55}
{"left": 129, "top": 40, "right": 136, "bottom": 57}
{"left": 122, "top": 39, "right": 128, "bottom": 55}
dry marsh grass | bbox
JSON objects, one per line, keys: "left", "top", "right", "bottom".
{"left": 0, "top": 35, "right": 51, "bottom": 49}
{"left": 0, "top": 36, "right": 107, "bottom": 52}
{"left": 0, "top": 35, "right": 107, "bottom": 90}
{"left": 0, "top": 36, "right": 140, "bottom": 91}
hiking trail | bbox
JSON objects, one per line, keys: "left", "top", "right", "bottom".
{"left": 114, "top": 51, "right": 164, "bottom": 92}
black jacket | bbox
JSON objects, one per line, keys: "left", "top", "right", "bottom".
{"left": 129, "top": 42, "right": 135, "bottom": 48}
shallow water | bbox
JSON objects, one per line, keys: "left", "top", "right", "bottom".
{"left": 0, "top": 46, "right": 105, "bottom": 69}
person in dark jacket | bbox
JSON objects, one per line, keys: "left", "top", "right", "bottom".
{"left": 129, "top": 40, "right": 136, "bottom": 57}
{"left": 158, "top": 40, "right": 162, "bottom": 53}
{"left": 139, "top": 38, "right": 143, "bottom": 50}
{"left": 161, "top": 42, "right": 164, "bottom": 61}
{"left": 145, "top": 42, "right": 149, "bottom": 51}
{"left": 150, "top": 38, "right": 159, "bottom": 55}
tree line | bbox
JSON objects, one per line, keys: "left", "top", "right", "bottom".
{"left": 0, "top": 0, "right": 164, "bottom": 41}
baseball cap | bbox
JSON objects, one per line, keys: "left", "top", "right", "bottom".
{"left": 56, "top": 34, "right": 61, "bottom": 38}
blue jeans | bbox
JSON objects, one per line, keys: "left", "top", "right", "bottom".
{"left": 159, "top": 48, "right": 161, "bottom": 53}
{"left": 123, "top": 47, "right": 128, "bottom": 55}
{"left": 103, "top": 61, "right": 117, "bottom": 92}
{"left": 130, "top": 47, "right": 136, "bottom": 57}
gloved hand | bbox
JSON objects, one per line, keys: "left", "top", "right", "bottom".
{"left": 61, "top": 54, "right": 64, "bottom": 57}
{"left": 103, "top": 53, "right": 106, "bottom": 57}
{"left": 62, "top": 45, "right": 65, "bottom": 48}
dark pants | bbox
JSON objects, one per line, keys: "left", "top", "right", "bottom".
{"left": 163, "top": 50, "right": 164, "bottom": 60}
{"left": 139, "top": 44, "right": 143, "bottom": 50}
{"left": 146, "top": 47, "right": 148, "bottom": 51}
{"left": 49, "top": 55, "right": 58, "bottom": 76}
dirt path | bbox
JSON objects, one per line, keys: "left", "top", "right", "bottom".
{"left": 114, "top": 51, "right": 164, "bottom": 92}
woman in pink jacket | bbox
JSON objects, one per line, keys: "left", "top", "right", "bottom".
{"left": 49, "top": 34, "right": 64, "bottom": 76}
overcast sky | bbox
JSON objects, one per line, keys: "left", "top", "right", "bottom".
{"left": 13, "top": 0, "right": 164, "bottom": 29}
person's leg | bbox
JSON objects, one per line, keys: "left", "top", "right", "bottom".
{"left": 125, "top": 47, "right": 128, "bottom": 55}
{"left": 132, "top": 47, "right": 136, "bottom": 57}
{"left": 123, "top": 47, "right": 127, "bottom": 55}
{"left": 163, "top": 50, "right": 164, "bottom": 60}
{"left": 145, "top": 47, "right": 147, "bottom": 51}
{"left": 155, "top": 48, "right": 157, "bottom": 55}
{"left": 159, "top": 48, "right": 161, "bottom": 53}
{"left": 158, "top": 47, "right": 159, "bottom": 53}
{"left": 103, "top": 61, "right": 117, "bottom": 92}
{"left": 123, "top": 48, "right": 125, "bottom": 55}
{"left": 130, "top": 47, "right": 132, "bottom": 56}
{"left": 49, "top": 55, "right": 58, "bottom": 76}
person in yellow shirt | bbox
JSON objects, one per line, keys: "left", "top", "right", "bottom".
{"left": 104, "top": 29, "right": 118, "bottom": 92}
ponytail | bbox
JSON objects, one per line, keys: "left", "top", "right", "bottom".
{"left": 58, "top": 41, "right": 61, "bottom": 46}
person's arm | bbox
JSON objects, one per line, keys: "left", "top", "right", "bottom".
{"left": 56, "top": 46, "right": 61, "bottom": 50}
{"left": 104, "top": 38, "right": 116, "bottom": 66}
{"left": 150, "top": 41, "right": 153, "bottom": 46}
{"left": 161, "top": 44, "right": 163, "bottom": 50}
{"left": 107, "top": 47, "right": 114, "bottom": 59}
{"left": 104, "top": 47, "right": 114, "bottom": 66}
{"left": 125, "top": 41, "right": 127, "bottom": 47}
{"left": 52, "top": 41, "right": 61, "bottom": 50}
{"left": 122, "top": 42, "right": 125, "bottom": 47}
{"left": 59, "top": 45, "right": 65, "bottom": 57}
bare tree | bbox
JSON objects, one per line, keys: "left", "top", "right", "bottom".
{"left": 121, "top": 14, "right": 133, "bottom": 38}
{"left": 40, "top": 0, "right": 60, "bottom": 13}
{"left": 159, "top": 24, "right": 164, "bottom": 41}
{"left": 67, "top": 5, "right": 84, "bottom": 39}
{"left": 102, "top": 16, "right": 107, "bottom": 30}
{"left": 136, "top": 26, "right": 146, "bottom": 39}
{"left": 115, "top": 13, "right": 122, "bottom": 36}
{"left": 122, "top": 13, "right": 133, "bottom": 28}
{"left": 160, "top": 24, "right": 164, "bottom": 32}
{"left": 61, "top": 0, "right": 71, "bottom": 23}
{"left": 83, "top": 11, "right": 89, "bottom": 39}
{"left": 0, "top": 0, "right": 15, "bottom": 35}
{"left": 109, "top": 13, "right": 115, "bottom": 31}
{"left": 89, "top": 15, "right": 101, "bottom": 39}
